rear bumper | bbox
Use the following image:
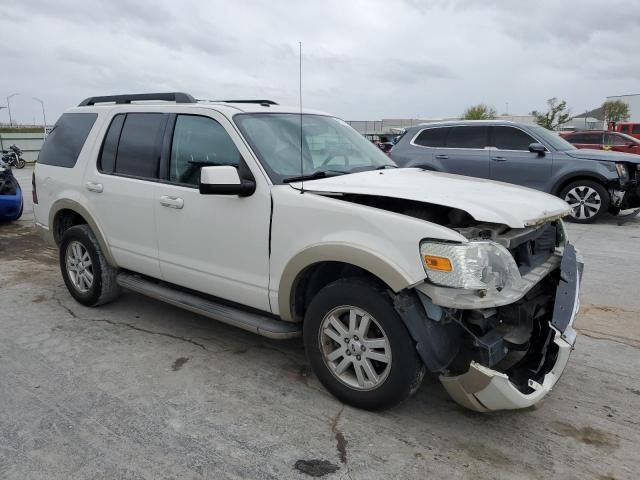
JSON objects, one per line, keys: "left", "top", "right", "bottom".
{"left": 439, "top": 244, "right": 582, "bottom": 412}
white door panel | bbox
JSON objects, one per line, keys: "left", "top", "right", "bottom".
{"left": 89, "top": 174, "right": 161, "bottom": 277}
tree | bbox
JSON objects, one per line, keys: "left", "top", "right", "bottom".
{"left": 602, "top": 100, "right": 630, "bottom": 123}
{"left": 531, "top": 97, "right": 571, "bottom": 130}
{"left": 462, "top": 104, "right": 497, "bottom": 120}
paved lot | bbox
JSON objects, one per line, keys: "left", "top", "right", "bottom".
{"left": 1, "top": 166, "right": 639, "bottom": 479}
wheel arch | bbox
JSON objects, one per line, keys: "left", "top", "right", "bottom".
{"left": 551, "top": 172, "right": 610, "bottom": 196}
{"left": 278, "top": 244, "right": 415, "bottom": 322}
{"left": 49, "top": 199, "right": 117, "bottom": 267}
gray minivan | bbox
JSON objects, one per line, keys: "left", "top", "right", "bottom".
{"left": 390, "top": 120, "right": 640, "bottom": 223}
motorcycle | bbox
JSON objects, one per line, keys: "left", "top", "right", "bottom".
{"left": 1, "top": 145, "right": 26, "bottom": 169}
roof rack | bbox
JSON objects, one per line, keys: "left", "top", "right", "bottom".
{"left": 206, "top": 99, "right": 278, "bottom": 106}
{"left": 78, "top": 92, "right": 197, "bottom": 107}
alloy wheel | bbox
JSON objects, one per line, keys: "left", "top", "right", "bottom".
{"left": 564, "top": 186, "right": 602, "bottom": 220}
{"left": 318, "top": 306, "right": 392, "bottom": 391}
{"left": 65, "top": 241, "right": 94, "bottom": 293}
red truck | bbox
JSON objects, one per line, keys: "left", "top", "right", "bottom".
{"left": 613, "top": 122, "right": 640, "bottom": 140}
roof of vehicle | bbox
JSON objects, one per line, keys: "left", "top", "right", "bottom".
{"left": 407, "top": 120, "right": 536, "bottom": 130}
{"left": 69, "top": 93, "right": 331, "bottom": 117}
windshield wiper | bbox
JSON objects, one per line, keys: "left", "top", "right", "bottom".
{"left": 282, "top": 170, "right": 346, "bottom": 183}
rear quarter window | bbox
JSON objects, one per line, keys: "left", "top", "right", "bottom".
{"left": 37, "top": 113, "right": 98, "bottom": 168}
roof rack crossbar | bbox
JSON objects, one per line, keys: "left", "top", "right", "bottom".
{"left": 205, "top": 99, "right": 278, "bottom": 105}
{"left": 78, "top": 92, "right": 197, "bottom": 107}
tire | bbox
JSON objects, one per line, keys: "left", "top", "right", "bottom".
{"left": 16, "top": 158, "right": 25, "bottom": 169}
{"left": 559, "top": 180, "right": 610, "bottom": 223}
{"left": 303, "top": 278, "right": 425, "bottom": 410}
{"left": 59, "top": 224, "right": 120, "bottom": 307}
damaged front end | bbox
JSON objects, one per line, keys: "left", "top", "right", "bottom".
{"left": 395, "top": 220, "right": 583, "bottom": 412}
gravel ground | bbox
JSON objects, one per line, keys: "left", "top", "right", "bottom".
{"left": 1, "top": 166, "right": 639, "bottom": 480}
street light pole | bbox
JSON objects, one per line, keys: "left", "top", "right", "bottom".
{"left": 6, "top": 93, "right": 18, "bottom": 126}
{"left": 32, "top": 97, "right": 47, "bottom": 139}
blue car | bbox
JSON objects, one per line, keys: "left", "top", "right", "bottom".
{"left": 0, "top": 166, "right": 23, "bottom": 222}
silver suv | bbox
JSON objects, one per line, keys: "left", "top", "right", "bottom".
{"left": 391, "top": 120, "right": 640, "bottom": 223}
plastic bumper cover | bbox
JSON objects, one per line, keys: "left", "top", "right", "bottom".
{"left": 439, "top": 243, "right": 582, "bottom": 412}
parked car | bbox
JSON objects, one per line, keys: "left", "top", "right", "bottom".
{"left": 614, "top": 122, "right": 640, "bottom": 140}
{"left": 560, "top": 130, "right": 640, "bottom": 155}
{"left": 34, "top": 93, "right": 582, "bottom": 412}
{"left": 0, "top": 161, "right": 23, "bottom": 222}
{"left": 391, "top": 120, "right": 640, "bottom": 223}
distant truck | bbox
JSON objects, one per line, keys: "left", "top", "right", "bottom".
{"left": 612, "top": 122, "right": 640, "bottom": 140}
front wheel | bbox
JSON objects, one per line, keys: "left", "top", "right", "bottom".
{"left": 16, "top": 158, "right": 25, "bottom": 169}
{"left": 560, "top": 180, "right": 610, "bottom": 223}
{"left": 303, "top": 278, "right": 425, "bottom": 410}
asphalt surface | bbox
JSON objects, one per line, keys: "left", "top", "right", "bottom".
{"left": 1, "top": 166, "right": 639, "bottom": 480}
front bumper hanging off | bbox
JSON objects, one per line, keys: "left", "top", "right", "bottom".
{"left": 439, "top": 244, "right": 583, "bottom": 412}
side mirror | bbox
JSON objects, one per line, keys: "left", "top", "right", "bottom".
{"left": 528, "top": 142, "right": 546, "bottom": 156}
{"left": 199, "top": 165, "right": 256, "bottom": 197}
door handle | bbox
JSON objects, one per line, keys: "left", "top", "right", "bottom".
{"left": 491, "top": 156, "right": 507, "bottom": 162}
{"left": 435, "top": 154, "right": 449, "bottom": 160}
{"left": 86, "top": 181, "right": 104, "bottom": 193}
{"left": 159, "top": 195, "right": 184, "bottom": 209}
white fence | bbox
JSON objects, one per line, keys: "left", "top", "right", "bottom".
{"left": 0, "top": 132, "right": 45, "bottom": 162}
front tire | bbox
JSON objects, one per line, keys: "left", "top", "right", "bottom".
{"left": 303, "top": 278, "right": 425, "bottom": 410}
{"left": 560, "top": 180, "right": 609, "bottom": 223}
{"left": 59, "top": 224, "right": 120, "bottom": 307}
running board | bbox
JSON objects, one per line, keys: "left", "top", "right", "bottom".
{"left": 116, "top": 272, "right": 301, "bottom": 339}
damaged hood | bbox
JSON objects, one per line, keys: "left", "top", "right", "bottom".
{"left": 564, "top": 149, "right": 640, "bottom": 164}
{"left": 294, "top": 168, "right": 570, "bottom": 228}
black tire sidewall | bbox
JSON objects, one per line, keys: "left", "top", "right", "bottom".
{"left": 303, "top": 278, "right": 423, "bottom": 411}
{"left": 560, "top": 180, "right": 610, "bottom": 223}
{"left": 59, "top": 225, "right": 105, "bottom": 306}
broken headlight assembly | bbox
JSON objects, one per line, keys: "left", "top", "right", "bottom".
{"left": 420, "top": 240, "right": 522, "bottom": 291}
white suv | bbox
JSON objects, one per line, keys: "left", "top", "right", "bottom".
{"left": 33, "top": 92, "right": 582, "bottom": 412}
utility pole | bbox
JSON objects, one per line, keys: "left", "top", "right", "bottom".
{"left": 32, "top": 97, "right": 47, "bottom": 139}
{"left": 6, "top": 93, "right": 18, "bottom": 126}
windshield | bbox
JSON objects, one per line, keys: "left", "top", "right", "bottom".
{"left": 529, "top": 125, "right": 576, "bottom": 151}
{"left": 234, "top": 113, "right": 395, "bottom": 184}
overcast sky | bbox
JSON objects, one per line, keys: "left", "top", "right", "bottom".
{"left": 2, "top": 0, "right": 640, "bottom": 124}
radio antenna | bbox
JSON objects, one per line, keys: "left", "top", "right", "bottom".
{"left": 298, "top": 41, "right": 304, "bottom": 194}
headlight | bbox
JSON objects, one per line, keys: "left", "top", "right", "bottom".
{"left": 420, "top": 241, "right": 522, "bottom": 290}
{"left": 615, "top": 163, "right": 629, "bottom": 180}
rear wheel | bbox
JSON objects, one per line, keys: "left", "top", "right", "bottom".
{"left": 16, "top": 158, "right": 25, "bottom": 169}
{"left": 59, "top": 225, "right": 120, "bottom": 306}
{"left": 560, "top": 180, "right": 609, "bottom": 223}
{"left": 303, "top": 278, "right": 425, "bottom": 410}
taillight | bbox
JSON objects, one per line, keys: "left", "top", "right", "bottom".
{"left": 32, "top": 171, "right": 38, "bottom": 204}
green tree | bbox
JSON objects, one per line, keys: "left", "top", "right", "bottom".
{"left": 602, "top": 100, "right": 630, "bottom": 123}
{"left": 531, "top": 97, "right": 571, "bottom": 130}
{"left": 462, "top": 104, "right": 497, "bottom": 120}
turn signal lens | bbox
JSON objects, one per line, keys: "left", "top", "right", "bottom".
{"left": 423, "top": 255, "right": 453, "bottom": 272}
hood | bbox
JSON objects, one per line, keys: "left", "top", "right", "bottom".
{"left": 565, "top": 148, "right": 640, "bottom": 164}
{"left": 294, "top": 168, "right": 570, "bottom": 229}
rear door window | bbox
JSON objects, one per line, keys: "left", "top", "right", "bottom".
{"left": 445, "top": 126, "right": 489, "bottom": 149}
{"left": 37, "top": 113, "right": 98, "bottom": 168}
{"left": 492, "top": 126, "right": 537, "bottom": 151}
{"left": 413, "top": 127, "right": 449, "bottom": 147}
{"left": 632, "top": 125, "right": 640, "bottom": 134}
{"left": 114, "top": 113, "right": 166, "bottom": 179}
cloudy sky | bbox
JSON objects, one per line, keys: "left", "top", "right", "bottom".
{"left": 2, "top": 0, "right": 639, "bottom": 124}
